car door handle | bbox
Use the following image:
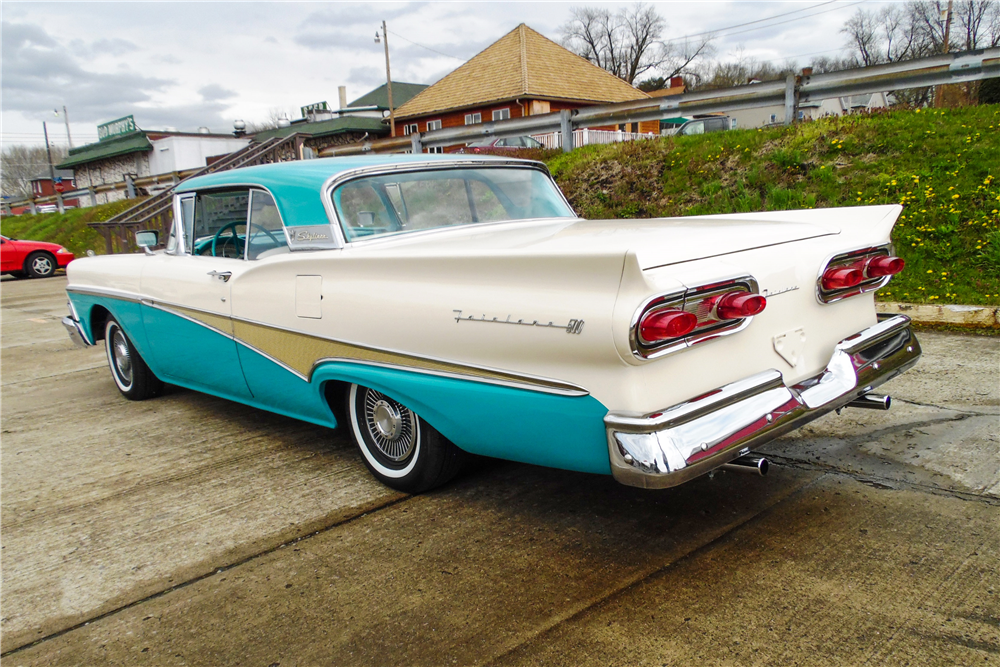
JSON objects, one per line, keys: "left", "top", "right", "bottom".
{"left": 207, "top": 270, "right": 232, "bottom": 282}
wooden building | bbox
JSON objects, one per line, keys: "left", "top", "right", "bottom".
{"left": 393, "top": 24, "right": 659, "bottom": 149}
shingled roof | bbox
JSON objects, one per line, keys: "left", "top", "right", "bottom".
{"left": 395, "top": 23, "right": 649, "bottom": 120}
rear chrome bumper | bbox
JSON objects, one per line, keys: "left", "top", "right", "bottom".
{"left": 605, "top": 315, "right": 921, "bottom": 489}
{"left": 62, "top": 300, "right": 93, "bottom": 348}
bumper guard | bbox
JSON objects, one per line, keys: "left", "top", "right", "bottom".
{"left": 605, "top": 315, "right": 921, "bottom": 489}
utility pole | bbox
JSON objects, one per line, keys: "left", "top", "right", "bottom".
{"left": 61, "top": 105, "right": 74, "bottom": 148}
{"left": 376, "top": 21, "right": 396, "bottom": 138}
{"left": 935, "top": 0, "right": 954, "bottom": 107}
{"left": 42, "top": 121, "right": 65, "bottom": 214}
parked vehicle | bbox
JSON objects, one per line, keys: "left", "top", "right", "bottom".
{"left": 670, "top": 116, "right": 732, "bottom": 137}
{"left": 62, "top": 155, "right": 919, "bottom": 493}
{"left": 458, "top": 136, "right": 545, "bottom": 153}
{"left": 1, "top": 235, "right": 75, "bottom": 278}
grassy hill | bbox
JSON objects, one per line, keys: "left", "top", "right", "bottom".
{"left": 545, "top": 105, "right": 999, "bottom": 306}
{"left": 4, "top": 106, "right": 996, "bottom": 304}
{"left": 1, "top": 198, "right": 147, "bottom": 258}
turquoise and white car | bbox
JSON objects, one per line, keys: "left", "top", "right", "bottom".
{"left": 63, "top": 155, "right": 920, "bottom": 493}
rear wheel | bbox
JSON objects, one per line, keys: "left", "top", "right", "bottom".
{"left": 346, "top": 384, "right": 464, "bottom": 493}
{"left": 104, "top": 317, "right": 163, "bottom": 400}
{"left": 25, "top": 252, "right": 56, "bottom": 278}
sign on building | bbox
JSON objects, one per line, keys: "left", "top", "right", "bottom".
{"left": 97, "top": 115, "right": 138, "bottom": 141}
{"left": 300, "top": 101, "right": 329, "bottom": 118}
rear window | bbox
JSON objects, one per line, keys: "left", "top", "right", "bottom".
{"left": 331, "top": 167, "right": 575, "bottom": 242}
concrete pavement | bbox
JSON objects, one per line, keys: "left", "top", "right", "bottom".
{"left": 2, "top": 276, "right": 997, "bottom": 666}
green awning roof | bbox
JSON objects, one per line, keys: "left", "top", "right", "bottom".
{"left": 252, "top": 116, "right": 389, "bottom": 142}
{"left": 57, "top": 132, "right": 152, "bottom": 169}
{"left": 348, "top": 82, "right": 428, "bottom": 110}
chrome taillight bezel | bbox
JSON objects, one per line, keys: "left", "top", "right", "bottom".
{"left": 816, "top": 244, "right": 894, "bottom": 304}
{"left": 631, "top": 275, "right": 760, "bottom": 360}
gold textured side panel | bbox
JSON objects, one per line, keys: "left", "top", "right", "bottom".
{"left": 231, "top": 319, "right": 574, "bottom": 392}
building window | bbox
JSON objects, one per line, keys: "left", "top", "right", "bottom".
{"left": 492, "top": 108, "right": 510, "bottom": 121}
{"left": 464, "top": 112, "right": 482, "bottom": 125}
{"left": 730, "top": 118, "right": 738, "bottom": 130}
{"left": 769, "top": 113, "right": 777, "bottom": 124}
{"left": 426, "top": 119, "right": 442, "bottom": 131}
{"left": 403, "top": 124, "right": 418, "bottom": 136}
{"left": 797, "top": 110, "right": 805, "bottom": 120}
{"left": 426, "top": 146, "right": 444, "bottom": 154}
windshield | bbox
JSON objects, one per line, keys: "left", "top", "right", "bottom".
{"left": 331, "top": 167, "right": 575, "bottom": 242}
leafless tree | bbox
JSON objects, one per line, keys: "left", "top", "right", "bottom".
{"left": 1, "top": 145, "right": 67, "bottom": 200}
{"left": 560, "top": 3, "right": 711, "bottom": 85}
{"left": 246, "top": 107, "right": 293, "bottom": 134}
{"left": 842, "top": 9, "right": 882, "bottom": 66}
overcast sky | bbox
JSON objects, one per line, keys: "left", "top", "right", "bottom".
{"left": 2, "top": 1, "right": 890, "bottom": 148}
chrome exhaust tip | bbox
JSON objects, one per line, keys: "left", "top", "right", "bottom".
{"left": 846, "top": 393, "right": 891, "bottom": 411}
{"left": 721, "top": 454, "right": 769, "bottom": 476}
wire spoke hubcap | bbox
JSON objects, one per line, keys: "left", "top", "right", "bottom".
{"left": 363, "top": 390, "right": 416, "bottom": 462}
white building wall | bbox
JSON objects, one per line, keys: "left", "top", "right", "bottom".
{"left": 148, "top": 136, "right": 250, "bottom": 175}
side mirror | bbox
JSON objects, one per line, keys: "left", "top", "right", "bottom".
{"left": 135, "top": 230, "right": 158, "bottom": 255}
{"left": 135, "top": 230, "right": 158, "bottom": 248}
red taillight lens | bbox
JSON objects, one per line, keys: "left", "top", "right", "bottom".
{"left": 822, "top": 267, "right": 864, "bottom": 290}
{"left": 716, "top": 292, "right": 767, "bottom": 320}
{"left": 864, "top": 255, "right": 905, "bottom": 278}
{"left": 639, "top": 309, "right": 698, "bottom": 342}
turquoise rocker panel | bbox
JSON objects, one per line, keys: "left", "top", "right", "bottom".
{"left": 235, "top": 342, "right": 338, "bottom": 428}
{"left": 311, "top": 361, "right": 613, "bottom": 475}
{"left": 68, "top": 293, "right": 152, "bottom": 358}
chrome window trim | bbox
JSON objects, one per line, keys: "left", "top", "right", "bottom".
{"left": 815, "top": 243, "right": 893, "bottom": 304}
{"left": 320, "top": 160, "right": 577, "bottom": 248}
{"left": 629, "top": 275, "right": 760, "bottom": 361}
{"left": 169, "top": 193, "right": 195, "bottom": 256}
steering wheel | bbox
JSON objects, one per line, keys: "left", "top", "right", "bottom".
{"left": 210, "top": 222, "right": 282, "bottom": 258}
{"left": 211, "top": 221, "right": 244, "bottom": 258}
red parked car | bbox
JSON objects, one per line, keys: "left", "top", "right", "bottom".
{"left": 1, "top": 235, "right": 75, "bottom": 278}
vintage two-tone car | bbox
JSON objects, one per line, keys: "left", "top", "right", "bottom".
{"left": 62, "top": 155, "right": 920, "bottom": 493}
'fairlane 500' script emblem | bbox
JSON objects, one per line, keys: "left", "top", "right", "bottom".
{"left": 294, "top": 230, "right": 329, "bottom": 241}
{"left": 453, "top": 310, "right": 584, "bottom": 335}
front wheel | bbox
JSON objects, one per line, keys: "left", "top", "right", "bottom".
{"left": 347, "top": 384, "right": 464, "bottom": 493}
{"left": 105, "top": 317, "right": 164, "bottom": 400}
{"left": 25, "top": 252, "right": 56, "bottom": 278}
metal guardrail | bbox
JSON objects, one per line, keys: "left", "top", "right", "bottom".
{"left": 326, "top": 47, "right": 999, "bottom": 156}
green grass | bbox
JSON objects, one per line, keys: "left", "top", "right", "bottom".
{"left": 546, "top": 105, "right": 1000, "bottom": 306}
{"left": 1, "top": 198, "right": 147, "bottom": 257}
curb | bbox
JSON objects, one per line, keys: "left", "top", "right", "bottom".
{"left": 876, "top": 302, "right": 1000, "bottom": 328}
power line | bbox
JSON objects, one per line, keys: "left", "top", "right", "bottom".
{"left": 713, "top": 0, "right": 868, "bottom": 40}
{"left": 666, "top": 0, "right": 867, "bottom": 45}
{"left": 670, "top": 0, "right": 842, "bottom": 41}
{"left": 387, "top": 30, "right": 464, "bottom": 60}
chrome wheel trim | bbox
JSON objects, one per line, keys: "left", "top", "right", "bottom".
{"left": 112, "top": 330, "right": 133, "bottom": 385}
{"left": 349, "top": 384, "right": 421, "bottom": 479}
{"left": 363, "top": 389, "right": 416, "bottom": 462}
{"left": 31, "top": 255, "right": 53, "bottom": 275}
{"left": 105, "top": 322, "right": 134, "bottom": 391}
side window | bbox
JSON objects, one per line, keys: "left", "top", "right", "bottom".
{"left": 335, "top": 181, "right": 394, "bottom": 241}
{"left": 246, "top": 190, "right": 289, "bottom": 260}
{"left": 681, "top": 121, "right": 704, "bottom": 136}
{"left": 190, "top": 190, "right": 250, "bottom": 257}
